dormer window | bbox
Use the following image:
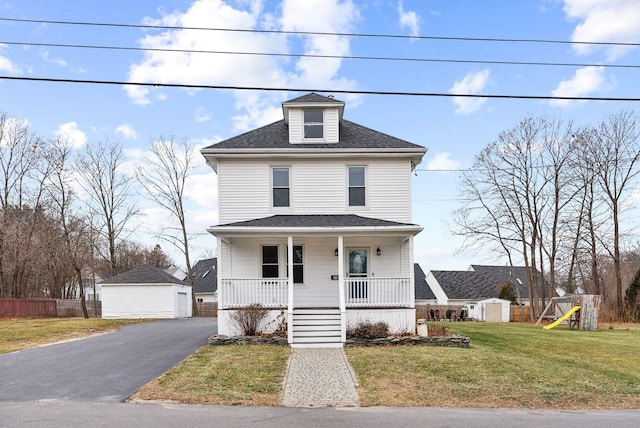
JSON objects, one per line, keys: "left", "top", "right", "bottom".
{"left": 303, "top": 109, "right": 323, "bottom": 139}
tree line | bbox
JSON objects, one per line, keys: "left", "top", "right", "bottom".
{"left": 453, "top": 111, "right": 640, "bottom": 321}
{"left": 0, "top": 112, "right": 200, "bottom": 316}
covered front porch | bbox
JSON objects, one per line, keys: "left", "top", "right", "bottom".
{"left": 209, "top": 215, "right": 422, "bottom": 347}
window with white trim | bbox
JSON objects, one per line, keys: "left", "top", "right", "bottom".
{"left": 303, "top": 109, "right": 323, "bottom": 139}
{"left": 261, "top": 245, "right": 279, "bottom": 278}
{"left": 287, "top": 245, "right": 304, "bottom": 284}
{"left": 272, "top": 167, "right": 290, "bottom": 207}
{"left": 348, "top": 166, "right": 366, "bottom": 206}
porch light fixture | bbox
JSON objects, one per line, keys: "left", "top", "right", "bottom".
{"left": 335, "top": 248, "right": 339, "bottom": 256}
{"left": 376, "top": 246, "right": 381, "bottom": 256}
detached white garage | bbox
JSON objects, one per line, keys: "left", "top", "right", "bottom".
{"left": 101, "top": 265, "right": 192, "bottom": 319}
{"left": 467, "top": 298, "right": 510, "bottom": 322}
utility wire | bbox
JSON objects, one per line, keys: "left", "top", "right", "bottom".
{"left": 2, "top": 40, "right": 638, "bottom": 70}
{"left": 1, "top": 16, "right": 639, "bottom": 48}
{"left": 3, "top": 75, "right": 640, "bottom": 102}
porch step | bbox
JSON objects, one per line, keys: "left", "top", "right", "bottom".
{"left": 291, "top": 308, "right": 342, "bottom": 348}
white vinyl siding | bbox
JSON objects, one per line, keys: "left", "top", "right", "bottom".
{"left": 102, "top": 284, "right": 192, "bottom": 319}
{"left": 217, "top": 158, "right": 412, "bottom": 224}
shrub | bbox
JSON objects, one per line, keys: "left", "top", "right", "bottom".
{"left": 428, "top": 324, "right": 449, "bottom": 337}
{"left": 499, "top": 283, "right": 518, "bottom": 304}
{"left": 230, "top": 304, "right": 269, "bottom": 336}
{"left": 347, "top": 320, "right": 390, "bottom": 339}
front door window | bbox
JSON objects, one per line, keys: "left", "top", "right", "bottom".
{"left": 348, "top": 249, "right": 368, "bottom": 299}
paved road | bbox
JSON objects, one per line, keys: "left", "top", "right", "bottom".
{"left": 1, "top": 401, "right": 639, "bottom": 428}
{"left": 0, "top": 318, "right": 216, "bottom": 402}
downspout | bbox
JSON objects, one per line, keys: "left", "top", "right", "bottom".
{"left": 287, "top": 236, "right": 294, "bottom": 345}
{"left": 338, "top": 236, "right": 346, "bottom": 343}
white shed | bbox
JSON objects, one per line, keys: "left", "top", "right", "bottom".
{"left": 467, "top": 298, "right": 510, "bottom": 322}
{"left": 101, "top": 265, "right": 192, "bottom": 319}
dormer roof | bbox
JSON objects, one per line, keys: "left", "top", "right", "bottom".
{"left": 282, "top": 92, "right": 345, "bottom": 124}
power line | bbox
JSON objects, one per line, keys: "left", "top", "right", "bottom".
{"left": 3, "top": 75, "right": 640, "bottom": 102}
{"left": 2, "top": 40, "right": 639, "bottom": 70}
{"left": 1, "top": 16, "right": 639, "bottom": 48}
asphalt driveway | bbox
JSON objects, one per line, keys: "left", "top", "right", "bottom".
{"left": 0, "top": 317, "right": 216, "bottom": 402}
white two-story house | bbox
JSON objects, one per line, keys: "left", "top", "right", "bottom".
{"left": 201, "top": 93, "right": 426, "bottom": 347}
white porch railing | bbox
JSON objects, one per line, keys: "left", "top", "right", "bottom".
{"left": 220, "top": 278, "right": 288, "bottom": 309}
{"left": 345, "top": 277, "right": 412, "bottom": 308}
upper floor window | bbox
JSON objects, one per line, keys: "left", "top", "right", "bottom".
{"left": 304, "top": 109, "right": 323, "bottom": 139}
{"left": 348, "top": 166, "right": 366, "bottom": 206}
{"left": 272, "top": 167, "right": 290, "bottom": 207}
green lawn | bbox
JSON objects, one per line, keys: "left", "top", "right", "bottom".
{"left": 0, "top": 318, "right": 152, "bottom": 354}
{"left": 346, "top": 322, "right": 640, "bottom": 409}
{"left": 5, "top": 318, "right": 639, "bottom": 409}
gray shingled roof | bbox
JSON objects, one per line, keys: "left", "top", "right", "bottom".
{"left": 215, "top": 214, "right": 417, "bottom": 228}
{"left": 414, "top": 263, "right": 435, "bottom": 300}
{"left": 470, "top": 265, "right": 543, "bottom": 299}
{"left": 203, "top": 119, "right": 424, "bottom": 151}
{"left": 190, "top": 258, "right": 217, "bottom": 294}
{"left": 100, "top": 265, "right": 186, "bottom": 286}
{"left": 284, "top": 92, "right": 343, "bottom": 104}
{"left": 429, "top": 270, "right": 499, "bottom": 300}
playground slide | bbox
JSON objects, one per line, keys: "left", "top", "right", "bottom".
{"left": 543, "top": 306, "right": 581, "bottom": 330}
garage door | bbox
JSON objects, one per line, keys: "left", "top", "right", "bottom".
{"left": 177, "top": 292, "right": 188, "bottom": 318}
{"left": 485, "top": 303, "right": 503, "bottom": 322}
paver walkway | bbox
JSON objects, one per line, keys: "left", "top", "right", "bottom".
{"left": 281, "top": 348, "right": 360, "bottom": 407}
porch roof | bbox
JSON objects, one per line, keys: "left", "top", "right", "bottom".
{"left": 207, "top": 214, "right": 423, "bottom": 236}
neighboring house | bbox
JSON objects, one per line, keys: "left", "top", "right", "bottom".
{"left": 201, "top": 93, "right": 427, "bottom": 347}
{"left": 101, "top": 265, "right": 192, "bottom": 319}
{"left": 160, "top": 265, "right": 187, "bottom": 281}
{"left": 426, "top": 265, "right": 544, "bottom": 306}
{"left": 190, "top": 258, "right": 218, "bottom": 303}
{"left": 414, "top": 263, "right": 436, "bottom": 305}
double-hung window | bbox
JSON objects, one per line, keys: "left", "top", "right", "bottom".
{"left": 272, "top": 167, "right": 290, "bottom": 207}
{"left": 287, "top": 245, "right": 304, "bottom": 284}
{"left": 303, "top": 109, "right": 323, "bottom": 139}
{"left": 348, "top": 166, "right": 366, "bottom": 206}
{"left": 262, "top": 245, "right": 279, "bottom": 278}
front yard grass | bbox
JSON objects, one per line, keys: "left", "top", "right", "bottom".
{"left": 0, "top": 318, "right": 151, "bottom": 354}
{"left": 347, "top": 322, "right": 640, "bottom": 409}
{"left": 129, "top": 345, "right": 290, "bottom": 406}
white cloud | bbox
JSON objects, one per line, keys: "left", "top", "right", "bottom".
{"left": 0, "top": 45, "right": 20, "bottom": 74}
{"left": 126, "top": 0, "right": 360, "bottom": 129}
{"left": 55, "top": 122, "right": 87, "bottom": 149}
{"left": 398, "top": 1, "right": 420, "bottom": 37}
{"left": 115, "top": 123, "right": 137, "bottom": 140}
{"left": 563, "top": 0, "right": 640, "bottom": 60}
{"left": 449, "top": 69, "right": 490, "bottom": 115}
{"left": 194, "top": 107, "right": 211, "bottom": 123}
{"left": 425, "top": 153, "right": 462, "bottom": 171}
{"left": 39, "top": 50, "right": 68, "bottom": 67}
{"left": 550, "top": 66, "right": 608, "bottom": 108}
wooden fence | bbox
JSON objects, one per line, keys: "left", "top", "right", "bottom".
{"left": 56, "top": 299, "right": 102, "bottom": 318}
{"left": 416, "top": 304, "right": 465, "bottom": 321}
{"left": 196, "top": 302, "right": 218, "bottom": 317}
{"left": 510, "top": 305, "right": 531, "bottom": 322}
{"left": 1, "top": 299, "right": 218, "bottom": 318}
{"left": 0, "top": 298, "right": 57, "bottom": 317}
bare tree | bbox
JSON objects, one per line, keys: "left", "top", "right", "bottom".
{"left": 0, "top": 112, "right": 53, "bottom": 297}
{"left": 135, "top": 136, "right": 199, "bottom": 316}
{"left": 453, "top": 117, "right": 577, "bottom": 318}
{"left": 582, "top": 111, "right": 640, "bottom": 317}
{"left": 76, "top": 140, "right": 139, "bottom": 275}
{"left": 46, "top": 141, "right": 91, "bottom": 317}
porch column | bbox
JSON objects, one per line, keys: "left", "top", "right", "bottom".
{"left": 338, "top": 235, "right": 346, "bottom": 342}
{"left": 287, "top": 236, "right": 294, "bottom": 344}
{"left": 408, "top": 235, "right": 415, "bottom": 308}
